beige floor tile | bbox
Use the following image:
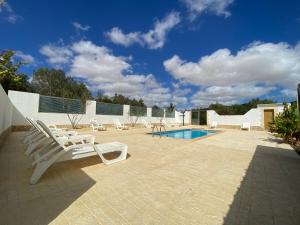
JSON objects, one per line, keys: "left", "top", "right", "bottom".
{"left": 0, "top": 127, "right": 299, "bottom": 225}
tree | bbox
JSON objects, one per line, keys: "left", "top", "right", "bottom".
{"left": 95, "top": 92, "right": 146, "bottom": 106}
{"left": 269, "top": 103, "right": 299, "bottom": 144}
{"left": 32, "top": 68, "right": 92, "bottom": 128}
{"left": 0, "top": 50, "right": 32, "bottom": 93}
{"left": 166, "top": 103, "right": 175, "bottom": 112}
{"left": 31, "top": 68, "right": 91, "bottom": 99}
{"left": 95, "top": 91, "right": 113, "bottom": 103}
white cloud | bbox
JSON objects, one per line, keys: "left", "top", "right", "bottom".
{"left": 0, "top": 0, "right": 22, "bottom": 23}
{"left": 164, "top": 42, "right": 300, "bottom": 88}
{"left": 72, "top": 22, "right": 90, "bottom": 32}
{"left": 70, "top": 41, "right": 174, "bottom": 106}
{"left": 14, "top": 51, "right": 35, "bottom": 64}
{"left": 105, "top": 27, "right": 142, "bottom": 47}
{"left": 164, "top": 41, "right": 300, "bottom": 106}
{"left": 181, "top": 0, "right": 234, "bottom": 21}
{"left": 40, "top": 40, "right": 176, "bottom": 106}
{"left": 170, "top": 82, "right": 191, "bottom": 105}
{"left": 281, "top": 89, "right": 297, "bottom": 99}
{"left": 191, "top": 85, "right": 274, "bottom": 106}
{"left": 105, "top": 12, "right": 181, "bottom": 49}
{"left": 40, "top": 44, "right": 73, "bottom": 64}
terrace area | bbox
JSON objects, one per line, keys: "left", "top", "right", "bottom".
{"left": 1, "top": 1, "right": 300, "bottom": 223}
{"left": 1, "top": 126, "right": 300, "bottom": 225}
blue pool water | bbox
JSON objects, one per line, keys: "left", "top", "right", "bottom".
{"left": 153, "top": 129, "right": 215, "bottom": 139}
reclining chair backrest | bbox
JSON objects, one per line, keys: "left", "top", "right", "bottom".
{"left": 27, "top": 118, "right": 49, "bottom": 136}
{"left": 36, "top": 120, "right": 63, "bottom": 147}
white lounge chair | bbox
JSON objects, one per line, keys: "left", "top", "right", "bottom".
{"left": 161, "top": 118, "right": 171, "bottom": 127}
{"left": 161, "top": 119, "right": 180, "bottom": 127}
{"left": 24, "top": 119, "right": 46, "bottom": 144}
{"left": 47, "top": 124, "right": 67, "bottom": 132}
{"left": 25, "top": 118, "right": 94, "bottom": 156}
{"left": 24, "top": 118, "right": 59, "bottom": 153}
{"left": 113, "top": 118, "right": 129, "bottom": 130}
{"left": 23, "top": 120, "right": 39, "bottom": 143}
{"left": 38, "top": 119, "right": 94, "bottom": 142}
{"left": 142, "top": 119, "right": 152, "bottom": 128}
{"left": 29, "top": 120, "right": 128, "bottom": 184}
{"left": 24, "top": 118, "right": 80, "bottom": 155}
{"left": 210, "top": 121, "right": 218, "bottom": 129}
{"left": 24, "top": 118, "right": 77, "bottom": 145}
{"left": 241, "top": 122, "right": 251, "bottom": 131}
{"left": 90, "top": 119, "right": 107, "bottom": 131}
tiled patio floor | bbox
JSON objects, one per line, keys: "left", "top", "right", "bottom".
{"left": 0, "top": 126, "right": 299, "bottom": 225}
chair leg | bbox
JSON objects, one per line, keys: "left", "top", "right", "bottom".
{"left": 24, "top": 131, "right": 39, "bottom": 144}
{"left": 30, "top": 161, "right": 51, "bottom": 184}
{"left": 23, "top": 131, "right": 36, "bottom": 143}
{"left": 25, "top": 138, "right": 52, "bottom": 156}
{"left": 26, "top": 136, "right": 48, "bottom": 155}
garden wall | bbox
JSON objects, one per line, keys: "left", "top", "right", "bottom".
{"left": 0, "top": 85, "right": 13, "bottom": 145}
{"left": 8, "top": 90, "right": 191, "bottom": 129}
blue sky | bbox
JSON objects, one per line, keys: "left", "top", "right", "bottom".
{"left": 0, "top": 0, "right": 300, "bottom": 107}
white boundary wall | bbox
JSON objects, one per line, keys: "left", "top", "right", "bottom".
{"left": 207, "top": 109, "right": 261, "bottom": 127}
{"left": 8, "top": 90, "right": 191, "bottom": 126}
{"left": 0, "top": 85, "right": 13, "bottom": 136}
{"left": 207, "top": 104, "right": 284, "bottom": 129}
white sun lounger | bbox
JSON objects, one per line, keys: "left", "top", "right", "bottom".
{"left": 241, "top": 122, "right": 251, "bottom": 131}
{"left": 161, "top": 119, "right": 180, "bottom": 127}
{"left": 29, "top": 120, "right": 128, "bottom": 184}
{"left": 25, "top": 118, "right": 94, "bottom": 156}
{"left": 23, "top": 121, "right": 39, "bottom": 143}
{"left": 113, "top": 118, "right": 129, "bottom": 130}
{"left": 90, "top": 119, "right": 107, "bottom": 131}
{"left": 23, "top": 118, "right": 77, "bottom": 145}
{"left": 47, "top": 124, "right": 68, "bottom": 132}
{"left": 24, "top": 118, "right": 57, "bottom": 154}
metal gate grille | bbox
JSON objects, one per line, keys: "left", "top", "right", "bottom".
{"left": 152, "top": 107, "right": 164, "bottom": 117}
{"left": 165, "top": 110, "right": 175, "bottom": 118}
{"left": 129, "top": 106, "right": 147, "bottom": 116}
{"left": 96, "top": 102, "right": 123, "bottom": 115}
{"left": 39, "top": 95, "right": 86, "bottom": 114}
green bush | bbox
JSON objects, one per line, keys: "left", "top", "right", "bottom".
{"left": 269, "top": 103, "right": 299, "bottom": 144}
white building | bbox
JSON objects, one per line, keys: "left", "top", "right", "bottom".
{"left": 207, "top": 103, "right": 284, "bottom": 130}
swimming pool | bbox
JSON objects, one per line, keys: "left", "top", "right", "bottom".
{"left": 153, "top": 129, "right": 216, "bottom": 139}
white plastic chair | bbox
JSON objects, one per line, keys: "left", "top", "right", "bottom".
{"left": 29, "top": 120, "right": 128, "bottom": 184}
{"left": 142, "top": 119, "right": 152, "bottom": 128}
{"left": 210, "top": 121, "right": 218, "bottom": 129}
{"left": 161, "top": 119, "right": 172, "bottom": 127}
{"left": 90, "top": 119, "right": 107, "bottom": 131}
{"left": 113, "top": 118, "right": 128, "bottom": 130}
{"left": 241, "top": 122, "right": 251, "bottom": 131}
{"left": 161, "top": 118, "right": 180, "bottom": 127}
